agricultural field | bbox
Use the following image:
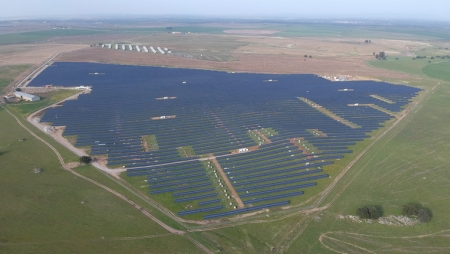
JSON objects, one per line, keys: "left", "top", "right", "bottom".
{"left": 0, "top": 65, "right": 31, "bottom": 91}
{"left": 1, "top": 19, "right": 450, "bottom": 253}
{"left": 0, "top": 29, "right": 106, "bottom": 45}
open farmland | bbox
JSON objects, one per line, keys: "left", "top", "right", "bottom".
{"left": 3, "top": 18, "right": 450, "bottom": 253}
{"left": 26, "top": 62, "right": 421, "bottom": 220}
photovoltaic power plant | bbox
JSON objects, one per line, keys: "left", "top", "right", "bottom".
{"left": 31, "top": 62, "right": 421, "bottom": 219}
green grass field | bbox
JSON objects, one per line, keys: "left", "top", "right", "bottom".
{"left": 0, "top": 29, "right": 105, "bottom": 45}
{"left": 0, "top": 65, "right": 31, "bottom": 91}
{"left": 7, "top": 89, "right": 80, "bottom": 116}
{"left": 0, "top": 107, "right": 203, "bottom": 253}
{"left": 423, "top": 62, "right": 450, "bottom": 82}
{"left": 272, "top": 24, "right": 450, "bottom": 40}
{"left": 285, "top": 81, "right": 450, "bottom": 253}
{"left": 2, "top": 24, "right": 450, "bottom": 252}
{"left": 117, "top": 26, "right": 227, "bottom": 34}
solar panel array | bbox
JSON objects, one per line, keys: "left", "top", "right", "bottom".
{"left": 31, "top": 62, "right": 421, "bottom": 219}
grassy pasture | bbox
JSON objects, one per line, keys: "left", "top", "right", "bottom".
{"left": 117, "top": 26, "right": 227, "bottom": 34}
{"left": 6, "top": 89, "right": 80, "bottom": 116}
{"left": 141, "top": 134, "right": 159, "bottom": 151}
{"left": 2, "top": 26, "right": 449, "bottom": 253}
{"left": 0, "top": 29, "right": 105, "bottom": 45}
{"left": 285, "top": 82, "right": 450, "bottom": 253}
{"left": 370, "top": 57, "right": 429, "bottom": 76}
{"left": 0, "top": 65, "right": 31, "bottom": 91}
{"left": 130, "top": 33, "right": 247, "bottom": 54}
{"left": 423, "top": 62, "right": 450, "bottom": 82}
{"left": 0, "top": 107, "right": 203, "bottom": 254}
{"left": 273, "top": 24, "right": 450, "bottom": 40}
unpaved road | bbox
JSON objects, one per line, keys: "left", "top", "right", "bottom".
{"left": 211, "top": 156, "right": 245, "bottom": 208}
{"left": 3, "top": 105, "right": 213, "bottom": 254}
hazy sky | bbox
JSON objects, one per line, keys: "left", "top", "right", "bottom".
{"left": 2, "top": 0, "right": 450, "bottom": 21}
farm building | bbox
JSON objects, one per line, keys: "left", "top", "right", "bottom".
{"left": 14, "top": 91, "right": 40, "bottom": 101}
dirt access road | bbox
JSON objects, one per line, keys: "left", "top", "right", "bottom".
{"left": 4, "top": 104, "right": 213, "bottom": 254}
{"left": 211, "top": 156, "right": 245, "bottom": 209}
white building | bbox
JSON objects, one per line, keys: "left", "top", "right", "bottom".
{"left": 14, "top": 91, "right": 40, "bottom": 101}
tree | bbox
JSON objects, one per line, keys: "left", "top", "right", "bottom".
{"left": 357, "top": 206, "right": 381, "bottom": 219}
{"left": 368, "top": 206, "right": 381, "bottom": 219}
{"left": 379, "top": 52, "right": 386, "bottom": 59}
{"left": 80, "top": 156, "right": 92, "bottom": 164}
{"left": 304, "top": 55, "right": 308, "bottom": 58}
{"left": 365, "top": 40, "right": 369, "bottom": 43}
{"left": 402, "top": 204, "right": 418, "bottom": 216}
{"left": 402, "top": 204, "right": 432, "bottom": 223}
{"left": 417, "top": 209, "right": 431, "bottom": 223}
{"left": 357, "top": 207, "right": 370, "bottom": 219}
{"left": 309, "top": 55, "right": 312, "bottom": 58}
{"left": 375, "top": 54, "right": 379, "bottom": 59}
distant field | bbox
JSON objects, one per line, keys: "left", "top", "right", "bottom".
{"left": 369, "top": 57, "right": 429, "bottom": 76}
{"left": 0, "top": 29, "right": 105, "bottom": 45}
{"left": 269, "top": 24, "right": 450, "bottom": 40}
{"left": 422, "top": 62, "right": 450, "bottom": 82}
{"left": 2, "top": 21, "right": 450, "bottom": 253}
{"left": 117, "top": 26, "right": 227, "bottom": 34}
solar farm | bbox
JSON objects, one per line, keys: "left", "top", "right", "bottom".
{"left": 29, "top": 62, "right": 421, "bottom": 220}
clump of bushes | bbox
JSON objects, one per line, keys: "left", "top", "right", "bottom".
{"left": 356, "top": 206, "right": 381, "bottom": 219}
{"left": 402, "top": 204, "right": 431, "bottom": 223}
{"left": 79, "top": 156, "right": 93, "bottom": 164}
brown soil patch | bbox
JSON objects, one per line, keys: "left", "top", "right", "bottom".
{"left": 223, "top": 30, "right": 279, "bottom": 35}
{"left": 56, "top": 47, "right": 413, "bottom": 79}
{"left": 65, "top": 162, "right": 81, "bottom": 169}
{"left": 0, "top": 44, "right": 87, "bottom": 66}
{"left": 289, "top": 138, "right": 304, "bottom": 151}
{"left": 211, "top": 156, "right": 245, "bottom": 209}
{"left": 94, "top": 156, "right": 108, "bottom": 167}
{"left": 289, "top": 138, "right": 314, "bottom": 158}
{"left": 312, "top": 129, "right": 327, "bottom": 137}
{"left": 141, "top": 137, "right": 149, "bottom": 152}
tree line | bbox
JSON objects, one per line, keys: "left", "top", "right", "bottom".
{"left": 357, "top": 203, "right": 431, "bottom": 223}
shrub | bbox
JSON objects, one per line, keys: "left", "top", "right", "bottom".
{"left": 79, "top": 156, "right": 93, "bottom": 164}
{"left": 402, "top": 204, "right": 419, "bottom": 216}
{"left": 402, "top": 204, "right": 432, "bottom": 223}
{"left": 357, "top": 206, "right": 381, "bottom": 219}
{"left": 417, "top": 209, "right": 431, "bottom": 223}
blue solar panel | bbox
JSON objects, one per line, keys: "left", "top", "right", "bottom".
{"left": 203, "top": 201, "right": 290, "bottom": 219}
{"left": 30, "top": 62, "right": 421, "bottom": 218}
